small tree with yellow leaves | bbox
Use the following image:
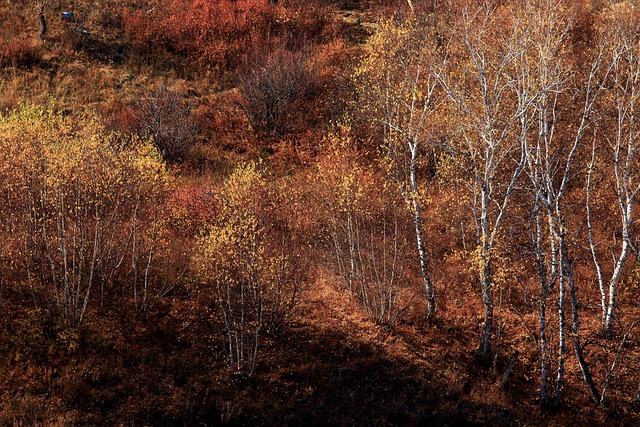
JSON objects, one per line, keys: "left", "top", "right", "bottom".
{"left": 354, "top": 16, "right": 441, "bottom": 319}
{"left": 0, "top": 104, "right": 169, "bottom": 326}
{"left": 193, "top": 163, "right": 298, "bottom": 376}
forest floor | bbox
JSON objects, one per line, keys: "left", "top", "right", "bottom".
{"left": 2, "top": 268, "right": 635, "bottom": 425}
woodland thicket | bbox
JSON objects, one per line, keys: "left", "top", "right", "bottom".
{"left": 3, "top": 0, "right": 640, "bottom": 425}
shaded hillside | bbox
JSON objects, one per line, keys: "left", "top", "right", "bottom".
{"left": 2, "top": 0, "right": 640, "bottom": 426}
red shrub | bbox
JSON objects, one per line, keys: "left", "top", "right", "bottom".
{"left": 166, "top": 182, "right": 217, "bottom": 237}
{"left": 0, "top": 36, "right": 42, "bottom": 68}
{"left": 124, "top": 0, "right": 276, "bottom": 68}
{"left": 123, "top": 0, "right": 340, "bottom": 71}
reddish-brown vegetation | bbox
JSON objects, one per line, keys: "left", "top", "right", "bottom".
{"left": 3, "top": 0, "right": 640, "bottom": 426}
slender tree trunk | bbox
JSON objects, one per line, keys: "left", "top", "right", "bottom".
{"left": 539, "top": 284, "right": 549, "bottom": 403}
{"left": 559, "top": 212, "right": 599, "bottom": 401}
{"left": 410, "top": 144, "right": 435, "bottom": 318}
{"left": 347, "top": 211, "right": 356, "bottom": 292}
{"left": 478, "top": 176, "right": 495, "bottom": 367}
{"left": 412, "top": 203, "right": 435, "bottom": 317}
{"left": 479, "top": 250, "right": 493, "bottom": 367}
{"left": 565, "top": 246, "right": 600, "bottom": 403}
{"left": 406, "top": 0, "right": 415, "bottom": 14}
{"left": 586, "top": 144, "right": 606, "bottom": 324}
{"left": 38, "top": 7, "right": 46, "bottom": 39}
{"left": 532, "top": 207, "right": 550, "bottom": 404}
{"left": 553, "top": 268, "right": 566, "bottom": 408}
{"left": 604, "top": 232, "right": 631, "bottom": 333}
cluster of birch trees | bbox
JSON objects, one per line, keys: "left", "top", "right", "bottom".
{"left": 0, "top": 105, "right": 174, "bottom": 326}
{"left": 349, "top": 0, "right": 640, "bottom": 406}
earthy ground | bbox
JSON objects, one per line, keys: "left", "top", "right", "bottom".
{"left": 3, "top": 266, "right": 637, "bottom": 425}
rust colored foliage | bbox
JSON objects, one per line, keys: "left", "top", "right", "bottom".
{"left": 124, "top": 0, "right": 277, "bottom": 68}
{"left": 166, "top": 182, "right": 216, "bottom": 237}
{"left": 0, "top": 36, "right": 42, "bottom": 68}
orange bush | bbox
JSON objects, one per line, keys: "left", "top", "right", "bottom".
{"left": 166, "top": 182, "right": 216, "bottom": 237}
{"left": 123, "top": 0, "right": 341, "bottom": 72}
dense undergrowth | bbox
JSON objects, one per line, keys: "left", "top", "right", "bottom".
{"left": 2, "top": 0, "right": 640, "bottom": 425}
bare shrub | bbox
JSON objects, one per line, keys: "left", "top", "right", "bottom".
{"left": 132, "top": 85, "right": 196, "bottom": 162}
{"left": 238, "top": 43, "right": 318, "bottom": 136}
{"left": 317, "top": 127, "right": 416, "bottom": 326}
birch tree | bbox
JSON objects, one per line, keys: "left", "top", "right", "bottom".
{"left": 193, "top": 163, "right": 299, "bottom": 376}
{"left": 520, "top": 0, "right": 571, "bottom": 405}
{"left": 435, "top": 1, "right": 535, "bottom": 366}
{"left": 587, "top": 1, "right": 640, "bottom": 335}
{"left": 355, "top": 17, "right": 439, "bottom": 318}
{"left": 522, "top": 0, "right": 615, "bottom": 406}
{"left": 0, "top": 105, "right": 168, "bottom": 326}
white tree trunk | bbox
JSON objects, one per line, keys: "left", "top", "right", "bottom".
{"left": 409, "top": 143, "right": 435, "bottom": 317}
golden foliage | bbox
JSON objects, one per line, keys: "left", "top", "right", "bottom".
{"left": 0, "top": 103, "right": 168, "bottom": 325}
{"left": 193, "top": 162, "right": 298, "bottom": 375}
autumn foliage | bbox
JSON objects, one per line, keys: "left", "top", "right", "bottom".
{"left": 125, "top": 0, "right": 270, "bottom": 67}
{"left": 0, "top": 105, "right": 171, "bottom": 326}
{"left": 5, "top": 0, "right": 640, "bottom": 425}
{"left": 193, "top": 163, "right": 300, "bottom": 376}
